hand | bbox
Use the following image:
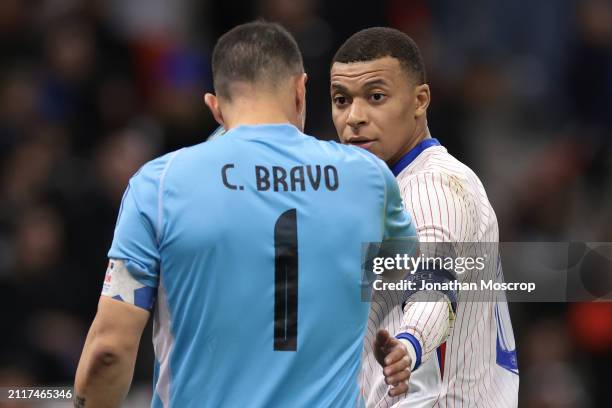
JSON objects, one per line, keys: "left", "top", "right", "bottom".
{"left": 373, "top": 329, "right": 412, "bottom": 397}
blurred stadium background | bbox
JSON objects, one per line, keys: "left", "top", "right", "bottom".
{"left": 0, "top": 0, "right": 611, "bottom": 407}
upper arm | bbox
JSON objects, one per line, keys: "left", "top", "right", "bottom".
{"left": 91, "top": 159, "right": 165, "bottom": 357}
{"left": 399, "top": 171, "right": 478, "bottom": 243}
{"left": 89, "top": 296, "right": 150, "bottom": 353}
{"left": 103, "top": 155, "right": 175, "bottom": 309}
{"left": 398, "top": 171, "right": 479, "bottom": 315}
{"left": 107, "top": 165, "right": 163, "bottom": 290}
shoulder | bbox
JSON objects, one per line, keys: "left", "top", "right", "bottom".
{"left": 131, "top": 136, "right": 229, "bottom": 186}
{"left": 397, "top": 147, "right": 482, "bottom": 200}
{"left": 127, "top": 149, "right": 185, "bottom": 204}
{"left": 132, "top": 149, "right": 184, "bottom": 185}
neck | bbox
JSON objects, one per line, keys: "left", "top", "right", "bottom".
{"left": 387, "top": 123, "right": 430, "bottom": 167}
{"left": 222, "top": 94, "right": 295, "bottom": 130}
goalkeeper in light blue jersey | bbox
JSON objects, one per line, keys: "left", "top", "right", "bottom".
{"left": 74, "top": 21, "right": 417, "bottom": 408}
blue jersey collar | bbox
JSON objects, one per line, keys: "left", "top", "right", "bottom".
{"left": 390, "top": 138, "right": 441, "bottom": 176}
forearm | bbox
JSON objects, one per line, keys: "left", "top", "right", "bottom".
{"left": 73, "top": 326, "right": 138, "bottom": 407}
{"left": 396, "top": 292, "right": 454, "bottom": 369}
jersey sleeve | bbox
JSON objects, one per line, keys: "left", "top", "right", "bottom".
{"left": 103, "top": 154, "right": 174, "bottom": 310}
{"left": 395, "top": 170, "right": 477, "bottom": 369}
{"left": 396, "top": 293, "right": 451, "bottom": 370}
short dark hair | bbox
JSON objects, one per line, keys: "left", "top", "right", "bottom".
{"left": 332, "top": 27, "right": 426, "bottom": 84}
{"left": 212, "top": 21, "right": 304, "bottom": 100}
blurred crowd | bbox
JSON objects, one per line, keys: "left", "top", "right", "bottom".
{"left": 0, "top": 0, "right": 610, "bottom": 407}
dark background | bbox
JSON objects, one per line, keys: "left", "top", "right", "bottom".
{"left": 0, "top": 0, "right": 611, "bottom": 406}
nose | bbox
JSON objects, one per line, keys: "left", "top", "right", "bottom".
{"left": 346, "top": 100, "right": 368, "bottom": 129}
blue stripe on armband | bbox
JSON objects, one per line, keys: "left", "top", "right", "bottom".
{"left": 395, "top": 332, "right": 422, "bottom": 370}
{"left": 134, "top": 286, "right": 157, "bottom": 310}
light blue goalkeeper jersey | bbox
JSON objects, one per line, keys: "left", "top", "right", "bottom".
{"left": 106, "top": 124, "right": 416, "bottom": 407}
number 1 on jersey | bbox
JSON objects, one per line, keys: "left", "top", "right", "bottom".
{"left": 274, "top": 209, "right": 298, "bottom": 351}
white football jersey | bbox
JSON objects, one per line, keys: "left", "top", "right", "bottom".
{"left": 361, "top": 139, "right": 519, "bottom": 408}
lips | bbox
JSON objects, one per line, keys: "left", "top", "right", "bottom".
{"left": 347, "top": 138, "right": 376, "bottom": 150}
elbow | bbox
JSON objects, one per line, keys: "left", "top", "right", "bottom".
{"left": 87, "top": 342, "right": 129, "bottom": 374}
{"left": 91, "top": 347, "right": 120, "bottom": 368}
{"left": 82, "top": 327, "right": 140, "bottom": 376}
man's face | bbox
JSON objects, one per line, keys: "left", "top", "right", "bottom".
{"left": 330, "top": 56, "right": 421, "bottom": 164}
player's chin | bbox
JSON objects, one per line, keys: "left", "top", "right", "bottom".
{"left": 365, "top": 144, "right": 385, "bottom": 160}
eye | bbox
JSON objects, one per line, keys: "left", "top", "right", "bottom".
{"left": 333, "top": 95, "right": 348, "bottom": 107}
{"left": 369, "top": 93, "right": 386, "bottom": 103}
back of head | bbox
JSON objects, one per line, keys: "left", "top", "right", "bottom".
{"left": 212, "top": 21, "right": 305, "bottom": 101}
{"left": 332, "top": 27, "right": 426, "bottom": 84}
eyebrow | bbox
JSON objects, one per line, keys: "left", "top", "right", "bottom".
{"left": 330, "top": 79, "right": 390, "bottom": 94}
{"left": 330, "top": 83, "right": 349, "bottom": 93}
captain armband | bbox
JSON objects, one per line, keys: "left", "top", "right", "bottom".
{"left": 102, "top": 259, "right": 157, "bottom": 310}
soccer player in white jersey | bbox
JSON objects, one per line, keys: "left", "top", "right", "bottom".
{"left": 330, "top": 27, "right": 519, "bottom": 407}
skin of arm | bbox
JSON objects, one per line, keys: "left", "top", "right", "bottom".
{"left": 74, "top": 296, "right": 150, "bottom": 408}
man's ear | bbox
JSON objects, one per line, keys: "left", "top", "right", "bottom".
{"left": 204, "top": 93, "right": 225, "bottom": 126}
{"left": 295, "top": 73, "right": 307, "bottom": 114}
{"left": 295, "top": 73, "right": 308, "bottom": 131}
{"left": 414, "top": 84, "right": 430, "bottom": 118}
